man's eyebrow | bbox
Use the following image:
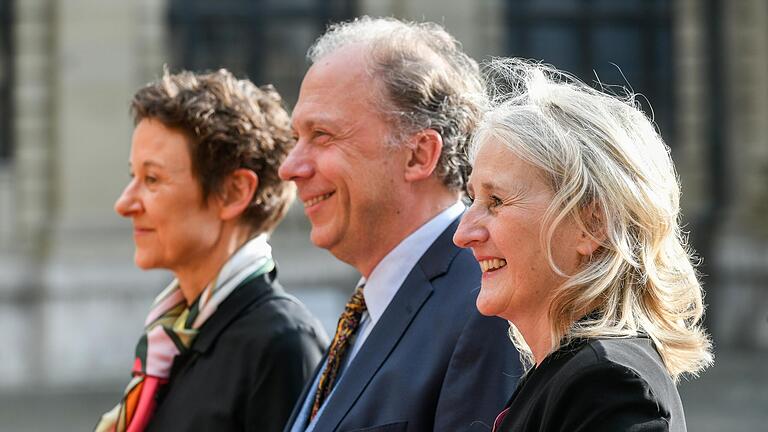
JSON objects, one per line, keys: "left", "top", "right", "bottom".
{"left": 479, "top": 180, "right": 499, "bottom": 192}
{"left": 292, "top": 114, "right": 341, "bottom": 131}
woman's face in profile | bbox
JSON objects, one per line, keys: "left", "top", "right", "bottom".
{"left": 114, "top": 118, "right": 224, "bottom": 273}
{"left": 454, "top": 139, "right": 584, "bottom": 323}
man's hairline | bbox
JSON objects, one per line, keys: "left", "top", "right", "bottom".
{"left": 310, "top": 45, "right": 416, "bottom": 150}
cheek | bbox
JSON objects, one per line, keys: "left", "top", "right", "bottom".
{"left": 178, "top": 211, "right": 221, "bottom": 246}
{"left": 153, "top": 207, "right": 204, "bottom": 251}
{"left": 551, "top": 229, "right": 585, "bottom": 275}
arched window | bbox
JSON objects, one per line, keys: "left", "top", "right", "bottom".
{"left": 167, "top": 0, "right": 356, "bottom": 105}
{"left": 505, "top": 0, "right": 674, "bottom": 141}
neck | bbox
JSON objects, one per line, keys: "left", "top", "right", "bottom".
{"left": 515, "top": 311, "right": 554, "bottom": 366}
{"left": 355, "top": 189, "right": 458, "bottom": 277}
{"left": 174, "top": 224, "right": 252, "bottom": 305}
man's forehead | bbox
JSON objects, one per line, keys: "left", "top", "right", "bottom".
{"left": 291, "top": 110, "right": 341, "bottom": 129}
{"left": 293, "top": 73, "right": 381, "bottom": 129}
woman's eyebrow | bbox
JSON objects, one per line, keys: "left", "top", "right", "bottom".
{"left": 127, "top": 160, "right": 165, "bottom": 169}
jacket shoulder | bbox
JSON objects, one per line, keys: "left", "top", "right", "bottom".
{"left": 538, "top": 338, "right": 685, "bottom": 431}
{"left": 219, "top": 286, "right": 328, "bottom": 352}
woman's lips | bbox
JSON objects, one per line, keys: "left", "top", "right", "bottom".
{"left": 478, "top": 258, "right": 507, "bottom": 273}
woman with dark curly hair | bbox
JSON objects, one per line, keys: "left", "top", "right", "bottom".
{"left": 96, "top": 69, "right": 327, "bottom": 432}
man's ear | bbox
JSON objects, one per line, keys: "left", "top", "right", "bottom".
{"left": 576, "top": 200, "right": 605, "bottom": 257}
{"left": 404, "top": 129, "right": 443, "bottom": 183}
{"left": 218, "top": 168, "right": 259, "bottom": 221}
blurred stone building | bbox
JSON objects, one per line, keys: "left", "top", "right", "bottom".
{"left": 0, "top": 0, "right": 766, "bottom": 391}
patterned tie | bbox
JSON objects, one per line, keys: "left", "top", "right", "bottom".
{"left": 310, "top": 284, "right": 367, "bottom": 420}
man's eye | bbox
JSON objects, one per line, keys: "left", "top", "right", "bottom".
{"left": 313, "top": 130, "right": 331, "bottom": 143}
{"left": 145, "top": 175, "right": 158, "bottom": 185}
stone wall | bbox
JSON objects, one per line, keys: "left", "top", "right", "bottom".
{"left": 1, "top": 0, "right": 766, "bottom": 392}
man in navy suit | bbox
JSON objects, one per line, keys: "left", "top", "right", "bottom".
{"left": 278, "top": 16, "right": 522, "bottom": 432}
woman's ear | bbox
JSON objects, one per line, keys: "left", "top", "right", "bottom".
{"left": 218, "top": 168, "right": 259, "bottom": 221}
{"left": 404, "top": 129, "right": 443, "bottom": 182}
{"left": 576, "top": 200, "right": 605, "bottom": 256}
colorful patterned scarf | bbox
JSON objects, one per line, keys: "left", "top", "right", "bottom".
{"left": 95, "top": 235, "right": 274, "bottom": 432}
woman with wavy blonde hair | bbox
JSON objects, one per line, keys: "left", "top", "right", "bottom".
{"left": 454, "top": 58, "right": 712, "bottom": 431}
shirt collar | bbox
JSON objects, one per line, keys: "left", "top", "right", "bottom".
{"left": 359, "top": 200, "right": 465, "bottom": 324}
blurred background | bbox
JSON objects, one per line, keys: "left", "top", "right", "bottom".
{"left": 0, "top": 0, "right": 766, "bottom": 430}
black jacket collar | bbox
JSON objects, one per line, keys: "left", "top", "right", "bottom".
{"left": 190, "top": 266, "right": 280, "bottom": 354}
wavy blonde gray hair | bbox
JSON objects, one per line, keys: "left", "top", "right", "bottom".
{"left": 473, "top": 58, "right": 712, "bottom": 381}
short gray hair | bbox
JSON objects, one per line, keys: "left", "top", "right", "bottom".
{"left": 309, "top": 16, "right": 484, "bottom": 192}
{"left": 475, "top": 58, "right": 712, "bottom": 381}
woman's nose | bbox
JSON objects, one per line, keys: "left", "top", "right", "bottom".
{"left": 454, "top": 206, "right": 489, "bottom": 248}
{"left": 114, "top": 181, "right": 142, "bottom": 217}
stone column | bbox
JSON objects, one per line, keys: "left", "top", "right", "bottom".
{"left": 37, "top": 0, "right": 170, "bottom": 387}
{"left": 0, "top": 0, "right": 56, "bottom": 389}
{"left": 715, "top": 0, "right": 768, "bottom": 348}
{"left": 675, "top": 0, "right": 709, "bottom": 217}
{"left": 12, "top": 0, "right": 54, "bottom": 258}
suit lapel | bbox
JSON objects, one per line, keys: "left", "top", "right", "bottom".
{"left": 312, "top": 217, "right": 463, "bottom": 431}
{"left": 313, "top": 268, "right": 433, "bottom": 432}
{"left": 283, "top": 350, "right": 328, "bottom": 432}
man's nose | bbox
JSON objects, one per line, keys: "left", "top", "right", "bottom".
{"left": 279, "top": 141, "right": 314, "bottom": 181}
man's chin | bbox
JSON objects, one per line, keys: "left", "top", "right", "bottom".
{"left": 309, "top": 228, "right": 334, "bottom": 251}
{"left": 310, "top": 227, "right": 349, "bottom": 259}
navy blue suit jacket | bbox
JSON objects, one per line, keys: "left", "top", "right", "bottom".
{"left": 284, "top": 217, "right": 523, "bottom": 432}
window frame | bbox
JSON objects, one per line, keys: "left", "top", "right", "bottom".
{"left": 504, "top": 0, "right": 674, "bottom": 141}
{"left": 0, "top": 0, "right": 14, "bottom": 161}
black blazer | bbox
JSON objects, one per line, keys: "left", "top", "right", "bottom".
{"left": 284, "top": 218, "right": 523, "bottom": 432}
{"left": 495, "top": 337, "right": 686, "bottom": 432}
{"left": 146, "top": 266, "right": 328, "bottom": 432}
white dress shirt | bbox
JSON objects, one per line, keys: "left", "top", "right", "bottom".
{"left": 291, "top": 201, "right": 465, "bottom": 432}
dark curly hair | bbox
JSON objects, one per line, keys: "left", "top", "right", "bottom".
{"left": 131, "top": 68, "right": 296, "bottom": 235}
